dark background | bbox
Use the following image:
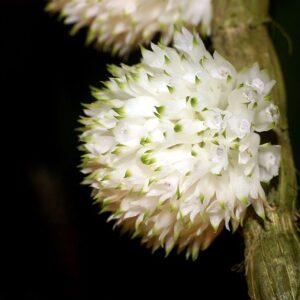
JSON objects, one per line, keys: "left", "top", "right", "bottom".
{"left": 2, "top": 1, "right": 300, "bottom": 299}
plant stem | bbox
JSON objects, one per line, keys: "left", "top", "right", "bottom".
{"left": 211, "top": 1, "right": 300, "bottom": 299}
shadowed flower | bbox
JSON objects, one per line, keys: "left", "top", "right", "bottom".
{"left": 47, "top": 0, "right": 212, "bottom": 56}
{"left": 79, "top": 29, "right": 280, "bottom": 259}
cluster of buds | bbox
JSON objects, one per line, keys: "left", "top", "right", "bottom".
{"left": 79, "top": 29, "right": 280, "bottom": 259}
{"left": 47, "top": 0, "right": 212, "bottom": 56}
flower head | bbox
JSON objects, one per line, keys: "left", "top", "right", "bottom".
{"left": 79, "top": 29, "right": 280, "bottom": 259}
{"left": 47, "top": 0, "right": 212, "bottom": 56}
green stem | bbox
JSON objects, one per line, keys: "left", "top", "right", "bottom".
{"left": 211, "top": 1, "right": 300, "bottom": 299}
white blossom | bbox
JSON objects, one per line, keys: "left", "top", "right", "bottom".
{"left": 47, "top": 0, "right": 212, "bottom": 56}
{"left": 79, "top": 29, "right": 280, "bottom": 259}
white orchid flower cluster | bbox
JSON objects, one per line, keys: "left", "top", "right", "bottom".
{"left": 79, "top": 29, "right": 280, "bottom": 259}
{"left": 47, "top": 0, "right": 212, "bottom": 56}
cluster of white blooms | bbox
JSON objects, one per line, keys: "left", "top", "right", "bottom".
{"left": 79, "top": 29, "right": 280, "bottom": 259}
{"left": 47, "top": 0, "right": 212, "bottom": 56}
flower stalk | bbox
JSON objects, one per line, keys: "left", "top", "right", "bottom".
{"left": 211, "top": 0, "right": 300, "bottom": 299}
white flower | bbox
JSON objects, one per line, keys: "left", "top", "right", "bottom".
{"left": 79, "top": 28, "right": 280, "bottom": 259}
{"left": 47, "top": 0, "right": 212, "bottom": 56}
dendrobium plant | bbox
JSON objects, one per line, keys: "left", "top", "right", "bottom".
{"left": 47, "top": 0, "right": 212, "bottom": 56}
{"left": 79, "top": 29, "right": 280, "bottom": 260}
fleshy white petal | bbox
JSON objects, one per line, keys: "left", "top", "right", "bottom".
{"left": 258, "top": 144, "right": 281, "bottom": 182}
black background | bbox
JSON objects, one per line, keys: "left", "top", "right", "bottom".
{"left": 2, "top": 1, "right": 300, "bottom": 299}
